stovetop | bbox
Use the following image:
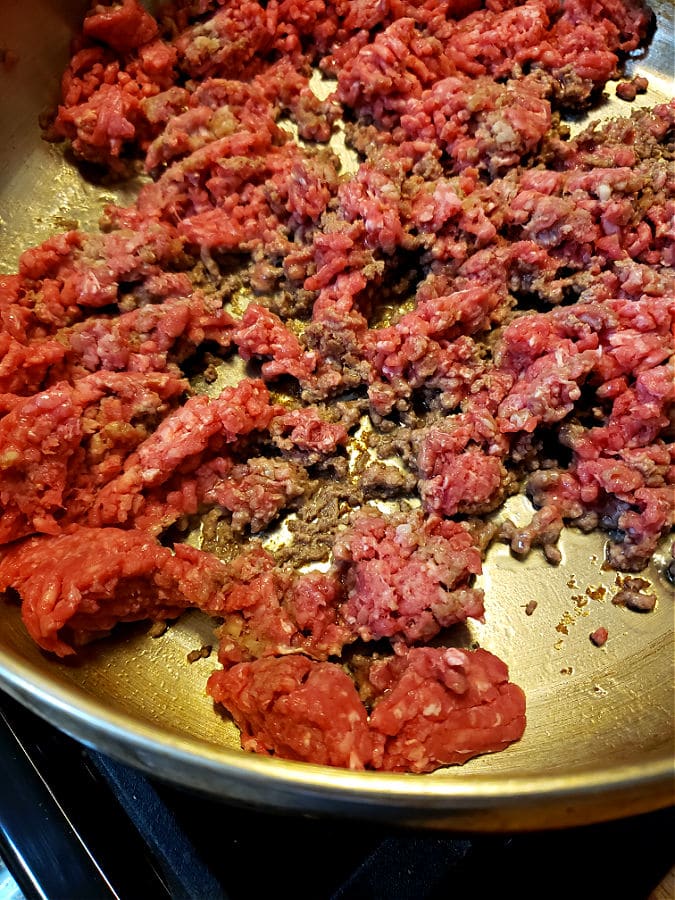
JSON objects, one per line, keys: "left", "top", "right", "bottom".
{"left": 0, "top": 690, "right": 672, "bottom": 900}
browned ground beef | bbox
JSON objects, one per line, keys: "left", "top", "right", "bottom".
{"left": 0, "top": 0, "right": 672, "bottom": 773}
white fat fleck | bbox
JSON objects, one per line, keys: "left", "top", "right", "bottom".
{"left": 490, "top": 119, "right": 517, "bottom": 146}
{"left": 597, "top": 182, "right": 612, "bottom": 202}
{"left": 423, "top": 703, "right": 442, "bottom": 717}
{"left": 395, "top": 523, "right": 412, "bottom": 541}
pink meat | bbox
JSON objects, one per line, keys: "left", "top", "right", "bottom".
{"left": 0, "top": 333, "right": 66, "bottom": 396}
{"left": 215, "top": 548, "right": 353, "bottom": 664}
{"left": 368, "top": 646, "right": 527, "bottom": 772}
{"left": 90, "top": 379, "right": 278, "bottom": 526}
{"left": 0, "top": 527, "right": 230, "bottom": 657}
{"left": 333, "top": 508, "right": 484, "bottom": 643}
{"left": 400, "top": 75, "right": 551, "bottom": 175}
{"left": 83, "top": 0, "right": 158, "bottom": 53}
{"left": 65, "top": 291, "right": 236, "bottom": 377}
{"left": 233, "top": 304, "right": 317, "bottom": 382}
{"left": 208, "top": 457, "right": 308, "bottom": 532}
{"left": 51, "top": 14, "right": 178, "bottom": 170}
{"left": 270, "top": 407, "right": 349, "bottom": 463}
{"left": 417, "top": 411, "right": 509, "bottom": 516}
{"left": 18, "top": 224, "right": 185, "bottom": 318}
{"left": 174, "top": 1, "right": 275, "bottom": 79}
{"left": 0, "top": 370, "right": 187, "bottom": 541}
{"left": 207, "top": 655, "right": 377, "bottom": 769}
{"left": 497, "top": 346, "right": 600, "bottom": 434}
{"left": 0, "top": 383, "right": 82, "bottom": 543}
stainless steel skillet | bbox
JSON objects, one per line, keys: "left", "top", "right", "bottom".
{"left": 0, "top": 0, "right": 672, "bottom": 831}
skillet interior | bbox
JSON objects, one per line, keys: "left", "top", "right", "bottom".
{"left": 0, "top": 0, "right": 672, "bottom": 830}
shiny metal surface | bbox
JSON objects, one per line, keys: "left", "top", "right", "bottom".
{"left": 0, "top": 0, "right": 673, "bottom": 831}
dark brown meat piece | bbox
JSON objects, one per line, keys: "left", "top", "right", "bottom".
{"left": 611, "top": 577, "right": 658, "bottom": 612}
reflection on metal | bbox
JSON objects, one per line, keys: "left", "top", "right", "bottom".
{"left": 0, "top": 860, "right": 24, "bottom": 900}
{"left": 0, "top": 0, "right": 673, "bottom": 830}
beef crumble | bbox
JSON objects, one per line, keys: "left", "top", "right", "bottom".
{"left": 0, "top": 0, "right": 671, "bottom": 773}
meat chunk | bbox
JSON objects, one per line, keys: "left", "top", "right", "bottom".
{"left": 270, "top": 407, "right": 349, "bottom": 465}
{"left": 0, "top": 528, "right": 229, "bottom": 657}
{"left": 417, "top": 411, "right": 509, "bottom": 517}
{"left": 333, "top": 507, "right": 484, "bottom": 643}
{"left": 0, "top": 383, "right": 83, "bottom": 543}
{"left": 209, "top": 457, "right": 309, "bottom": 532}
{"left": 83, "top": 0, "right": 158, "bottom": 53}
{"left": 90, "top": 379, "right": 279, "bottom": 526}
{"left": 368, "top": 647, "right": 527, "bottom": 772}
{"left": 214, "top": 549, "right": 354, "bottom": 664}
{"left": 611, "top": 577, "right": 657, "bottom": 612}
{"left": 65, "top": 292, "right": 236, "bottom": 377}
{"left": 207, "top": 655, "right": 377, "bottom": 769}
{"left": 590, "top": 626, "right": 608, "bottom": 646}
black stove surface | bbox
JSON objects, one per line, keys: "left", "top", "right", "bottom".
{"left": 0, "top": 690, "right": 672, "bottom": 900}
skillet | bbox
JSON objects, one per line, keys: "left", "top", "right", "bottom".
{"left": 0, "top": 0, "right": 672, "bottom": 830}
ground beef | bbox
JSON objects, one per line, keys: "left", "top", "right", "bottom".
{"left": 368, "top": 646, "right": 527, "bottom": 772}
{"left": 269, "top": 406, "right": 349, "bottom": 464}
{"left": 208, "top": 457, "right": 309, "bottom": 532}
{"left": 213, "top": 548, "right": 353, "bottom": 664}
{"left": 89, "top": 378, "right": 279, "bottom": 527}
{"left": 1, "top": 0, "right": 670, "bottom": 775}
{"left": 0, "top": 383, "right": 83, "bottom": 543}
{"left": 0, "top": 371, "right": 186, "bottom": 543}
{"left": 616, "top": 76, "right": 649, "bottom": 102}
{"left": 84, "top": 0, "right": 159, "bottom": 54}
{"left": 359, "top": 461, "right": 417, "bottom": 499}
{"left": 333, "top": 507, "right": 484, "bottom": 643}
{"left": 590, "top": 625, "right": 609, "bottom": 646}
{"left": 611, "top": 576, "right": 658, "bottom": 612}
{"left": 499, "top": 506, "right": 565, "bottom": 565}
{"left": 15, "top": 223, "right": 186, "bottom": 332}
{"left": 416, "top": 411, "right": 510, "bottom": 517}
{"left": 0, "top": 527, "right": 230, "bottom": 656}
{"left": 64, "top": 291, "right": 236, "bottom": 378}
{"left": 273, "top": 473, "right": 364, "bottom": 569}
{"left": 232, "top": 304, "right": 317, "bottom": 382}
{"left": 207, "top": 655, "right": 377, "bottom": 769}
{"left": 207, "top": 644, "right": 526, "bottom": 772}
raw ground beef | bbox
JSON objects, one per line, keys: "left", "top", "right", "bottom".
{"left": 368, "top": 647, "right": 527, "bottom": 772}
{"left": 207, "top": 645, "right": 525, "bottom": 771}
{"left": 207, "top": 655, "right": 377, "bottom": 769}
{"left": 212, "top": 546, "right": 354, "bottom": 664}
{"left": 0, "top": 527, "right": 230, "bottom": 656}
{"left": 0, "top": 0, "right": 672, "bottom": 774}
{"left": 332, "top": 507, "right": 485, "bottom": 643}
